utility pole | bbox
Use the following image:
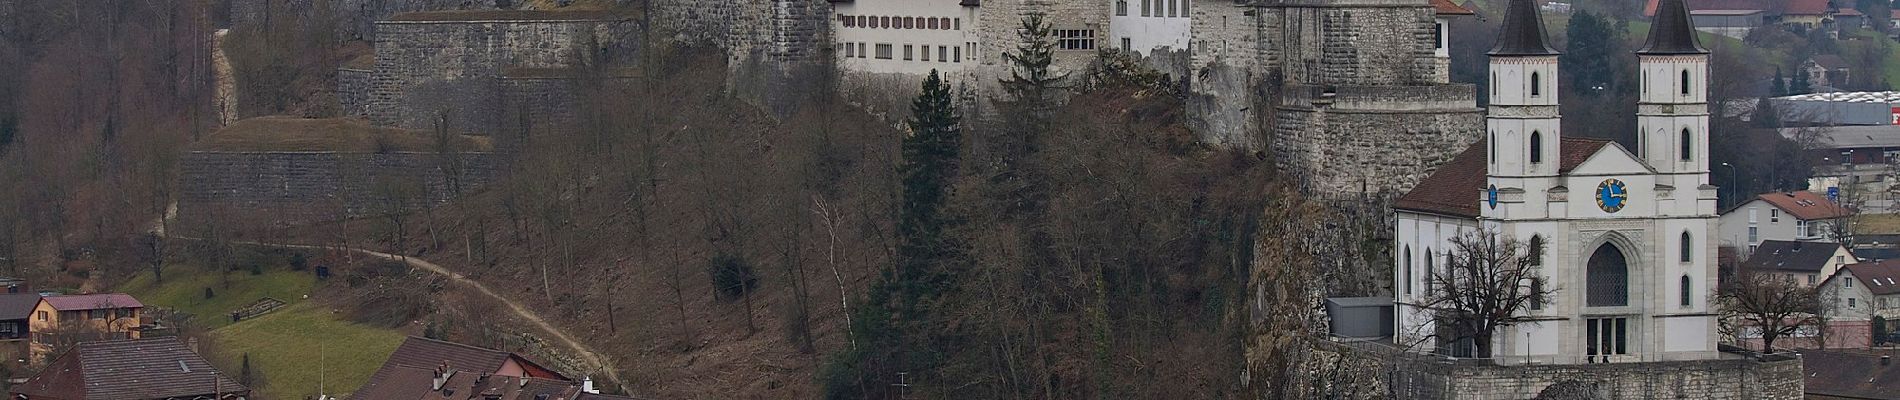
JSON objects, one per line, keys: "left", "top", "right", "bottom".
{"left": 891, "top": 372, "right": 910, "bottom": 399}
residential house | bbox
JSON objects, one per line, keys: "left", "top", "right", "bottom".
{"left": 1690, "top": 9, "right": 1766, "bottom": 38}
{"left": 29, "top": 293, "right": 142, "bottom": 342}
{"left": 10, "top": 337, "right": 249, "bottom": 400}
{"left": 1782, "top": 0, "right": 1842, "bottom": 33}
{"left": 1641, "top": 0, "right": 1855, "bottom": 34}
{"left": 1744, "top": 240, "right": 1858, "bottom": 286}
{"left": 1807, "top": 261, "right": 1900, "bottom": 350}
{"left": 1806, "top": 54, "right": 1851, "bottom": 90}
{"left": 0, "top": 293, "right": 38, "bottom": 367}
{"left": 1718, "top": 191, "right": 1853, "bottom": 253}
{"left": 357, "top": 336, "right": 639, "bottom": 400}
{"left": 1799, "top": 349, "right": 1900, "bottom": 399}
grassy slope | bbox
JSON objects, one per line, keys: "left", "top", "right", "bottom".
{"left": 120, "top": 267, "right": 317, "bottom": 330}
{"left": 213, "top": 302, "right": 405, "bottom": 399}
{"left": 121, "top": 265, "right": 404, "bottom": 399}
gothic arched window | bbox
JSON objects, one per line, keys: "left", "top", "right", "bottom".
{"left": 1680, "top": 231, "right": 1693, "bottom": 263}
{"left": 1490, "top": 131, "right": 1498, "bottom": 164}
{"left": 1404, "top": 247, "right": 1414, "bottom": 295}
{"left": 1425, "top": 248, "right": 1436, "bottom": 294}
{"left": 1680, "top": 128, "right": 1693, "bottom": 161}
{"left": 1531, "top": 72, "right": 1542, "bottom": 97}
{"left": 1528, "top": 235, "right": 1545, "bottom": 266}
{"left": 1529, "top": 131, "right": 1544, "bottom": 164}
{"left": 1587, "top": 244, "right": 1630, "bottom": 307}
{"left": 1529, "top": 278, "right": 1544, "bottom": 310}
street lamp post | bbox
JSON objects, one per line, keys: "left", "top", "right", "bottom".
{"left": 1720, "top": 162, "right": 1737, "bottom": 206}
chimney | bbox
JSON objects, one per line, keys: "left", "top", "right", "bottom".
{"left": 582, "top": 376, "right": 597, "bottom": 394}
{"left": 432, "top": 363, "right": 451, "bottom": 391}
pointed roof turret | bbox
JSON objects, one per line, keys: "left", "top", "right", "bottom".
{"left": 1638, "top": 0, "right": 1709, "bottom": 55}
{"left": 1489, "top": 0, "right": 1559, "bottom": 56}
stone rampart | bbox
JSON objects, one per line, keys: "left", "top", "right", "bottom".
{"left": 1300, "top": 340, "right": 1805, "bottom": 399}
{"left": 495, "top": 69, "right": 640, "bottom": 156}
{"left": 336, "top": 67, "right": 372, "bottom": 118}
{"left": 1273, "top": 83, "right": 1482, "bottom": 200}
{"left": 178, "top": 151, "right": 496, "bottom": 227}
{"left": 366, "top": 13, "right": 643, "bottom": 135}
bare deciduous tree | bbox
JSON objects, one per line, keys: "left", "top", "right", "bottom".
{"left": 1721, "top": 267, "right": 1825, "bottom": 354}
{"left": 1415, "top": 229, "right": 1553, "bottom": 358}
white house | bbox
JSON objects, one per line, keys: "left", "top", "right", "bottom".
{"left": 1716, "top": 191, "right": 1852, "bottom": 254}
{"left": 1393, "top": 0, "right": 1719, "bottom": 364}
{"left": 1108, "top": 0, "right": 1191, "bottom": 56}
{"left": 831, "top": 0, "right": 984, "bottom": 76}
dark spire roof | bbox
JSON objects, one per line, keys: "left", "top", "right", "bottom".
{"left": 1490, "top": 0, "right": 1559, "bottom": 56}
{"left": 1638, "top": 0, "right": 1710, "bottom": 55}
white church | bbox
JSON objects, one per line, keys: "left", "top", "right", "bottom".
{"left": 1393, "top": 0, "right": 1720, "bottom": 364}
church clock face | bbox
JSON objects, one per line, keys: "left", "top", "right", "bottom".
{"left": 1487, "top": 184, "right": 1499, "bottom": 209}
{"left": 1596, "top": 179, "right": 1629, "bottom": 213}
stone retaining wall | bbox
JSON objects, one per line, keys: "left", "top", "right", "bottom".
{"left": 1300, "top": 340, "right": 1805, "bottom": 399}
{"left": 366, "top": 16, "right": 643, "bottom": 135}
{"left": 336, "top": 67, "right": 372, "bottom": 118}
{"left": 178, "top": 151, "right": 496, "bottom": 227}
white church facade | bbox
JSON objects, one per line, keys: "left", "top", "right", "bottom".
{"left": 1393, "top": 0, "right": 1721, "bottom": 364}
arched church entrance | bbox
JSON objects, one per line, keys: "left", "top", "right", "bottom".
{"left": 1583, "top": 242, "right": 1633, "bottom": 363}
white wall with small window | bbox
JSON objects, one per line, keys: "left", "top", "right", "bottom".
{"left": 1109, "top": 0, "right": 1190, "bottom": 56}
{"left": 832, "top": 0, "right": 980, "bottom": 76}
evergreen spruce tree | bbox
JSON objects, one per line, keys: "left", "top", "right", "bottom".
{"left": 1559, "top": 11, "right": 1622, "bottom": 96}
{"left": 821, "top": 70, "right": 964, "bottom": 399}
{"left": 993, "top": 13, "right": 1068, "bottom": 216}
{"left": 1791, "top": 69, "right": 1813, "bottom": 95}
{"left": 1773, "top": 67, "right": 1789, "bottom": 97}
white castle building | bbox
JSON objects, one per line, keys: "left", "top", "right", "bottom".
{"left": 1393, "top": 0, "right": 1721, "bottom": 364}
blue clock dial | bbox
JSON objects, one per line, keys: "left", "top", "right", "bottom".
{"left": 1487, "top": 184, "right": 1499, "bottom": 209}
{"left": 1596, "top": 178, "right": 1628, "bottom": 213}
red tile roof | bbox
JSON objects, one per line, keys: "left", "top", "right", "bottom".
{"left": 41, "top": 293, "right": 142, "bottom": 311}
{"left": 1432, "top": 0, "right": 1475, "bottom": 15}
{"left": 1395, "top": 138, "right": 1612, "bottom": 218}
{"left": 1799, "top": 349, "right": 1900, "bottom": 399}
{"left": 1643, "top": 0, "right": 1774, "bottom": 16}
{"left": 1784, "top": 0, "right": 1832, "bottom": 15}
{"left": 361, "top": 336, "right": 570, "bottom": 398}
{"left": 1841, "top": 261, "right": 1900, "bottom": 296}
{"left": 10, "top": 338, "right": 248, "bottom": 400}
{"left": 1835, "top": 7, "right": 1863, "bottom": 17}
{"left": 1752, "top": 191, "right": 1852, "bottom": 221}
{"left": 353, "top": 365, "right": 602, "bottom": 400}
{"left": 0, "top": 293, "right": 41, "bottom": 320}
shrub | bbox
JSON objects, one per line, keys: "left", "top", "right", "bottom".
{"left": 708, "top": 254, "right": 758, "bottom": 300}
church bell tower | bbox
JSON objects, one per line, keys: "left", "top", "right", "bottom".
{"left": 1636, "top": 0, "right": 1711, "bottom": 177}
{"left": 1486, "top": 0, "right": 1562, "bottom": 181}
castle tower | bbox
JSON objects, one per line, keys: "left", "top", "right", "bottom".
{"left": 1635, "top": 0, "right": 1711, "bottom": 180}
{"left": 1485, "top": 0, "right": 1561, "bottom": 181}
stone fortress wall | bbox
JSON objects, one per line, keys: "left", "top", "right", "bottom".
{"left": 336, "top": 67, "right": 372, "bottom": 118}
{"left": 1300, "top": 340, "right": 1804, "bottom": 400}
{"left": 366, "top": 12, "right": 643, "bottom": 136}
{"left": 179, "top": 151, "right": 496, "bottom": 227}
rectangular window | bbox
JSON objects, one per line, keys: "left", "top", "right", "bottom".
{"left": 858, "top": 43, "right": 867, "bottom": 58}
{"left": 1169, "top": 0, "right": 1178, "bottom": 17}
{"left": 928, "top": 18, "right": 939, "bottom": 30}
{"left": 955, "top": 18, "right": 961, "bottom": 30}
{"left": 903, "top": 45, "right": 914, "bottom": 60}
{"left": 858, "top": 16, "right": 867, "bottom": 27}
{"left": 1848, "top": 277, "right": 1856, "bottom": 288}
{"left": 1117, "top": 0, "right": 1128, "bottom": 16}
{"left": 1142, "top": 0, "right": 1151, "bottom": 16}
{"left": 844, "top": 43, "right": 854, "bottom": 58}
{"left": 1057, "top": 30, "right": 1097, "bottom": 50}
{"left": 1810, "top": 274, "right": 1818, "bottom": 285}
{"left": 1749, "top": 208, "right": 1758, "bottom": 223}
{"left": 1798, "top": 220, "right": 1810, "bottom": 237}
{"left": 921, "top": 46, "right": 930, "bottom": 61}
{"left": 36, "top": 311, "right": 44, "bottom": 321}
{"left": 840, "top": 15, "right": 852, "bottom": 27}
{"left": 1771, "top": 209, "right": 1780, "bottom": 223}
{"left": 1435, "top": 22, "right": 1445, "bottom": 49}
{"left": 1585, "top": 318, "right": 1630, "bottom": 363}
{"left": 1748, "top": 226, "right": 1759, "bottom": 243}
{"left": 939, "top": 46, "right": 948, "bottom": 63}
{"left": 1850, "top": 297, "right": 1858, "bottom": 308}
{"left": 953, "top": 46, "right": 961, "bottom": 62}
{"left": 875, "top": 44, "right": 893, "bottom": 60}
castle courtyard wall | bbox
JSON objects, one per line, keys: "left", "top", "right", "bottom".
{"left": 366, "top": 15, "right": 642, "bottom": 135}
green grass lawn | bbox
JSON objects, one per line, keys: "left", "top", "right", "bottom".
{"left": 119, "top": 266, "right": 318, "bottom": 330}
{"left": 212, "top": 302, "right": 406, "bottom": 399}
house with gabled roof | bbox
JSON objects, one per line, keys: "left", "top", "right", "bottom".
{"left": 26, "top": 293, "right": 144, "bottom": 362}
{"left": 9, "top": 337, "right": 248, "bottom": 400}
{"left": 1743, "top": 240, "right": 1858, "bottom": 287}
{"left": 356, "top": 336, "right": 642, "bottom": 400}
{"left": 1719, "top": 191, "right": 1853, "bottom": 254}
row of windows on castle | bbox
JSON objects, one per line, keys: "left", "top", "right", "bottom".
{"left": 1115, "top": 0, "right": 1190, "bottom": 18}
{"left": 838, "top": 15, "right": 962, "bottom": 30}
{"left": 838, "top": 30, "right": 1100, "bottom": 61}
{"left": 1401, "top": 233, "right": 1702, "bottom": 309}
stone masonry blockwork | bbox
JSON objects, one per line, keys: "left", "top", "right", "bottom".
{"left": 178, "top": 151, "right": 496, "bottom": 227}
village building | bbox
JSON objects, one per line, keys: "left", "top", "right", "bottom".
{"left": 29, "top": 293, "right": 143, "bottom": 343}
{"left": 1717, "top": 191, "right": 1853, "bottom": 254}
{"left": 830, "top": 0, "right": 986, "bottom": 77}
{"left": 1744, "top": 240, "right": 1858, "bottom": 286}
{"left": 357, "top": 336, "right": 634, "bottom": 400}
{"left": 1395, "top": 0, "right": 1721, "bottom": 364}
{"left": 10, "top": 337, "right": 249, "bottom": 400}
{"left": 1799, "top": 349, "right": 1900, "bottom": 400}
{"left": 1818, "top": 261, "right": 1900, "bottom": 347}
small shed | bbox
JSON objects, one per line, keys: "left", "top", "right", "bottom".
{"left": 1325, "top": 297, "right": 1394, "bottom": 339}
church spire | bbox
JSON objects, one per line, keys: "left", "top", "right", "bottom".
{"left": 1639, "top": 0, "right": 1709, "bottom": 55}
{"left": 1490, "top": 0, "right": 1558, "bottom": 56}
